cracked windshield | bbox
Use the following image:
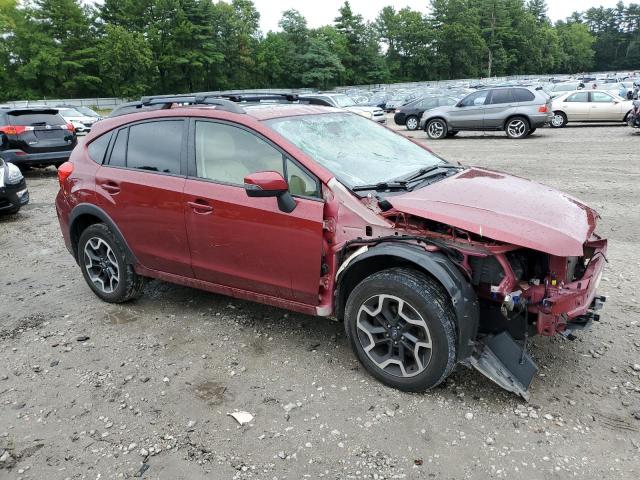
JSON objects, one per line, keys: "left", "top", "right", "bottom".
{"left": 267, "top": 113, "right": 446, "bottom": 187}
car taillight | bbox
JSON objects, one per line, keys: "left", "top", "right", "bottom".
{"left": 0, "top": 125, "right": 34, "bottom": 135}
{"left": 538, "top": 105, "right": 548, "bottom": 113}
{"left": 57, "top": 162, "right": 74, "bottom": 188}
{"left": 63, "top": 123, "right": 75, "bottom": 133}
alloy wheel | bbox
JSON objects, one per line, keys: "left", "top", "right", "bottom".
{"left": 427, "top": 121, "right": 445, "bottom": 138}
{"left": 84, "top": 237, "right": 120, "bottom": 294}
{"left": 551, "top": 113, "right": 565, "bottom": 127}
{"left": 507, "top": 119, "right": 527, "bottom": 137}
{"left": 406, "top": 117, "right": 419, "bottom": 130}
{"left": 356, "top": 294, "right": 433, "bottom": 378}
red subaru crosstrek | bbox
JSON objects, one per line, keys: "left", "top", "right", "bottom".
{"left": 56, "top": 94, "right": 607, "bottom": 399}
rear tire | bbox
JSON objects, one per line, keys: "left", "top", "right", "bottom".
{"left": 405, "top": 115, "right": 419, "bottom": 131}
{"left": 425, "top": 119, "right": 448, "bottom": 140}
{"left": 344, "top": 268, "right": 457, "bottom": 392}
{"left": 78, "top": 223, "right": 145, "bottom": 303}
{"left": 505, "top": 116, "right": 530, "bottom": 139}
{"left": 551, "top": 111, "right": 567, "bottom": 128}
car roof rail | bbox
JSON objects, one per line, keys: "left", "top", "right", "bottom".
{"left": 139, "top": 94, "right": 247, "bottom": 114}
{"left": 217, "top": 92, "right": 300, "bottom": 103}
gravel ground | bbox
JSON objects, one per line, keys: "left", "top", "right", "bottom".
{"left": 1, "top": 121, "right": 639, "bottom": 480}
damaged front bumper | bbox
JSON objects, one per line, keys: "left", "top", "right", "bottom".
{"left": 534, "top": 238, "right": 607, "bottom": 336}
{"left": 468, "top": 238, "right": 608, "bottom": 400}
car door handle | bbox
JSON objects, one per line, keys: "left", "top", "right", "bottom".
{"left": 187, "top": 200, "right": 213, "bottom": 214}
{"left": 101, "top": 183, "right": 120, "bottom": 194}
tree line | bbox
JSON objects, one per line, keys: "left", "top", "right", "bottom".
{"left": 0, "top": 0, "right": 639, "bottom": 102}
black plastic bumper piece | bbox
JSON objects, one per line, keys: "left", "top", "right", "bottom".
{"left": 467, "top": 331, "right": 538, "bottom": 401}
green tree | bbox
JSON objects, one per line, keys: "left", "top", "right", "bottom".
{"left": 97, "top": 25, "right": 153, "bottom": 97}
{"left": 334, "top": 1, "right": 385, "bottom": 84}
{"left": 556, "top": 20, "right": 595, "bottom": 72}
{"left": 301, "top": 30, "right": 345, "bottom": 89}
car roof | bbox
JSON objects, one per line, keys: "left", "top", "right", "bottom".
{"left": 90, "top": 103, "right": 346, "bottom": 138}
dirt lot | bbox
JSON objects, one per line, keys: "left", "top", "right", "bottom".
{"left": 1, "top": 122, "right": 639, "bottom": 480}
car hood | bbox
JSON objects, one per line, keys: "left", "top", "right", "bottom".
{"left": 388, "top": 168, "right": 598, "bottom": 257}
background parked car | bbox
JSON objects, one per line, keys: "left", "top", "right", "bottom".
{"left": 58, "top": 104, "right": 103, "bottom": 122}
{"left": 394, "top": 95, "right": 459, "bottom": 130}
{"left": 384, "top": 92, "right": 419, "bottom": 112}
{"left": 0, "top": 156, "right": 29, "bottom": 214}
{"left": 545, "top": 82, "right": 585, "bottom": 99}
{"left": 0, "top": 106, "right": 76, "bottom": 169}
{"left": 550, "top": 90, "right": 634, "bottom": 128}
{"left": 421, "top": 87, "right": 552, "bottom": 139}
{"left": 300, "top": 93, "right": 386, "bottom": 123}
{"left": 56, "top": 107, "right": 97, "bottom": 134}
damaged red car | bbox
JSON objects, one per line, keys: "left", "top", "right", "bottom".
{"left": 55, "top": 94, "right": 607, "bottom": 399}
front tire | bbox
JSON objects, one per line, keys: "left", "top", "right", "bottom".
{"left": 425, "top": 119, "right": 448, "bottom": 140}
{"left": 551, "top": 111, "right": 567, "bottom": 128}
{"left": 505, "top": 116, "right": 530, "bottom": 139}
{"left": 344, "top": 268, "right": 457, "bottom": 392}
{"left": 78, "top": 223, "right": 145, "bottom": 303}
{"left": 405, "top": 115, "right": 419, "bottom": 131}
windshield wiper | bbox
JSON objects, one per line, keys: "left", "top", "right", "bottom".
{"left": 401, "top": 164, "right": 461, "bottom": 184}
{"left": 352, "top": 181, "right": 408, "bottom": 192}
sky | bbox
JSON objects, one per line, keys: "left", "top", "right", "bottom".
{"left": 252, "top": 0, "right": 632, "bottom": 33}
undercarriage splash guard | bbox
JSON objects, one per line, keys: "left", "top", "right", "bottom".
{"left": 467, "top": 332, "right": 538, "bottom": 401}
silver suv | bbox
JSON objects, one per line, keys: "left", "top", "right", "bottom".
{"left": 420, "top": 87, "right": 552, "bottom": 139}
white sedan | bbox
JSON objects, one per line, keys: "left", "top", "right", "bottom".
{"left": 550, "top": 90, "right": 634, "bottom": 128}
{"left": 56, "top": 107, "right": 97, "bottom": 134}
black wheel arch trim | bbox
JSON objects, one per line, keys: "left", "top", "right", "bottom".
{"left": 336, "top": 242, "right": 479, "bottom": 361}
{"left": 68, "top": 203, "right": 137, "bottom": 265}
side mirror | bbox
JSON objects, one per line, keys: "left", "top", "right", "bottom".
{"left": 244, "top": 171, "right": 296, "bottom": 213}
{"left": 455, "top": 102, "right": 464, "bottom": 107}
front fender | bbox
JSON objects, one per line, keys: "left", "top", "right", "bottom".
{"left": 337, "top": 242, "right": 479, "bottom": 361}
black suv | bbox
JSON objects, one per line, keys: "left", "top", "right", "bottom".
{"left": 0, "top": 107, "right": 77, "bottom": 168}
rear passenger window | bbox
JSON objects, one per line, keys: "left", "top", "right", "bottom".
{"left": 108, "top": 129, "right": 128, "bottom": 167}
{"left": 488, "top": 89, "right": 514, "bottom": 105}
{"left": 88, "top": 132, "right": 113, "bottom": 164}
{"left": 512, "top": 88, "right": 535, "bottom": 102}
{"left": 127, "top": 121, "right": 183, "bottom": 174}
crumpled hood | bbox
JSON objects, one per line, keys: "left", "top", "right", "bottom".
{"left": 388, "top": 168, "right": 599, "bottom": 257}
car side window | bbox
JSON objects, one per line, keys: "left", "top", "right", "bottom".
{"left": 108, "top": 128, "right": 128, "bottom": 167}
{"left": 195, "top": 121, "right": 284, "bottom": 185}
{"left": 87, "top": 131, "right": 113, "bottom": 164}
{"left": 488, "top": 89, "right": 514, "bottom": 105}
{"left": 591, "top": 92, "right": 614, "bottom": 103}
{"left": 127, "top": 120, "right": 183, "bottom": 174}
{"left": 286, "top": 158, "right": 320, "bottom": 198}
{"left": 460, "top": 91, "right": 489, "bottom": 107}
{"left": 566, "top": 92, "right": 589, "bottom": 103}
{"left": 512, "top": 88, "right": 535, "bottom": 102}
{"left": 421, "top": 99, "right": 438, "bottom": 109}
